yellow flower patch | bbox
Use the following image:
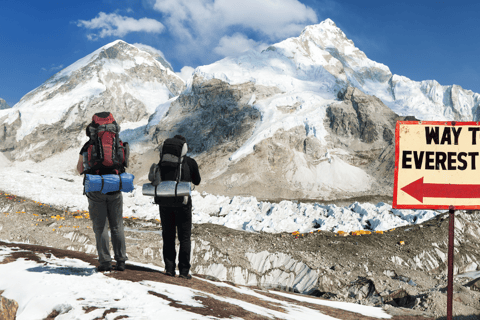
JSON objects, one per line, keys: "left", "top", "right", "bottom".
{"left": 351, "top": 230, "right": 372, "bottom": 236}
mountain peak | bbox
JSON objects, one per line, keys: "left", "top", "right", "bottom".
{"left": 322, "top": 18, "right": 337, "bottom": 27}
{"left": 299, "top": 18, "right": 351, "bottom": 49}
{"left": 94, "top": 39, "right": 132, "bottom": 53}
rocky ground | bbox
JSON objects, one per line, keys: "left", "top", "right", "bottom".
{"left": 0, "top": 191, "right": 479, "bottom": 318}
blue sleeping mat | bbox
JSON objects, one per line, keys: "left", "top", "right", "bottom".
{"left": 84, "top": 173, "right": 135, "bottom": 194}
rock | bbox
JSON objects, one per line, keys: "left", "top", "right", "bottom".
{"left": 0, "top": 99, "right": 10, "bottom": 110}
{"left": 468, "top": 278, "right": 480, "bottom": 291}
{"left": 347, "top": 277, "right": 376, "bottom": 300}
{"left": 382, "top": 289, "right": 416, "bottom": 308}
{"left": 151, "top": 76, "right": 280, "bottom": 155}
{"left": 0, "top": 292, "right": 18, "bottom": 320}
{"left": 323, "top": 86, "right": 412, "bottom": 196}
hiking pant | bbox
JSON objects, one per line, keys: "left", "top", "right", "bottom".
{"left": 87, "top": 191, "right": 127, "bottom": 264}
{"left": 159, "top": 204, "right": 192, "bottom": 274}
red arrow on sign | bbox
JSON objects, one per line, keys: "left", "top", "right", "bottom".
{"left": 401, "top": 177, "right": 480, "bottom": 203}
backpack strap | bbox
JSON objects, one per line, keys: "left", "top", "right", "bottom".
{"left": 157, "top": 139, "right": 187, "bottom": 201}
{"left": 175, "top": 156, "right": 182, "bottom": 197}
{"left": 88, "top": 125, "right": 103, "bottom": 162}
{"left": 95, "top": 130, "right": 104, "bottom": 161}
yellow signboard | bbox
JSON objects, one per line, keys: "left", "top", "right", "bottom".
{"left": 393, "top": 121, "right": 480, "bottom": 209}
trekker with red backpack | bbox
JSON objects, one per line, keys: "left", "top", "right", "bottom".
{"left": 76, "top": 112, "right": 129, "bottom": 272}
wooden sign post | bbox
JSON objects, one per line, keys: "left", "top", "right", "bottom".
{"left": 393, "top": 121, "right": 480, "bottom": 320}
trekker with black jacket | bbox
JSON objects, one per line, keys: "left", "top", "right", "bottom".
{"left": 153, "top": 135, "right": 201, "bottom": 279}
{"left": 76, "top": 112, "right": 128, "bottom": 272}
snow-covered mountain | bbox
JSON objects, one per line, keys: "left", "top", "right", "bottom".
{"left": 0, "top": 98, "right": 10, "bottom": 110}
{"left": 0, "top": 40, "right": 185, "bottom": 161}
{"left": 195, "top": 19, "right": 480, "bottom": 121}
{"left": 147, "top": 19, "right": 480, "bottom": 200}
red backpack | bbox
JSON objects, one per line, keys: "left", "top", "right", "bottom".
{"left": 85, "top": 112, "right": 129, "bottom": 174}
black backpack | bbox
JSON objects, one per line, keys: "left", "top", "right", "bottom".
{"left": 154, "top": 137, "right": 189, "bottom": 206}
{"left": 159, "top": 138, "right": 187, "bottom": 181}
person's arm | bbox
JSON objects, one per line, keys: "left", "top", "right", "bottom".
{"left": 77, "top": 154, "right": 83, "bottom": 174}
{"left": 188, "top": 158, "right": 201, "bottom": 185}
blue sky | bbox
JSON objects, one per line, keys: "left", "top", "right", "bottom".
{"left": 1, "top": 0, "right": 479, "bottom": 107}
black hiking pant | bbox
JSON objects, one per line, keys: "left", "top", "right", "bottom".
{"left": 159, "top": 204, "right": 192, "bottom": 274}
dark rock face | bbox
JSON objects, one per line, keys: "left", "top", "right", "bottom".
{"left": 151, "top": 76, "right": 282, "bottom": 155}
{"left": 328, "top": 86, "right": 398, "bottom": 144}
{"left": 324, "top": 86, "right": 416, "bottom": 192}
{"left": 0, "top": 111, "right": 21, "bottom": 153}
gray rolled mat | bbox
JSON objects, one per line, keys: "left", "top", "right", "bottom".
{"left": 142, "top": 181, "right": 191, "bottom": 197}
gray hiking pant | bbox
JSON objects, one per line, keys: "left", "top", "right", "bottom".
{"left": 87, "top": 191, "right": 127, "bottom": 264}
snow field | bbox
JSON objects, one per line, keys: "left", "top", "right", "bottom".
{"left": 0, "top": 245, "right": 392, "bottom": 319}
{"left": 0, "top": 148, "right": 439, "bottom": 235}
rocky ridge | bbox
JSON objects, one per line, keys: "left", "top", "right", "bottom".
{"left": 132, "top": 43, "right": 174, "bottom": 72}
{"left": 0, "top": 99, "right": 10, "bottom": 110}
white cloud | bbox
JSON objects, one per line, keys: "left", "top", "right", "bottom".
{"left": 41, "top": 64, "right": 64, "bottom": 72}
{"left": 214, "top": 33, "right": 267, "bottom": 57}
{"left": 77, "top": 12, "right": 165, "bottom": 40}
{"left": 151, "top": 0, "right": 317, "bottom": 65}
{"left": 153, "top": 0, "right": 317, "bottom": 40}
{"left": 175, "top": 66, "right": 195, "bottom": 82}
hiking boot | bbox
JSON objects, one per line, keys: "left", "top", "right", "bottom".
{"left": 97, "top": 262, "right": 112, "bottom": 272}
{"left": 115, "top": 261, "right": 126, "bottom": 271}
{"left": 179, "top": 273, "right": 192, "bottom": 280}
{"left": 165, "top": 270, "right": 176, "bottom": 277}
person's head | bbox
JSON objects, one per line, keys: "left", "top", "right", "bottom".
{"left": 174, "top": 135, "right": 186, "bottom": 142}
